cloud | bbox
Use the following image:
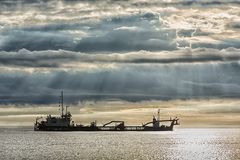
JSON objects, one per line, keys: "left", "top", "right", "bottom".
{"left": 75, "top": 29, "right": 177, "bottom": 52}
{"left": 0, "top": 12, "right": 179, "bottom": 52}
{"left": 132, "top": 0, "right": 240, "bottom": 7}
{"left": 191, "top": 38, "right": 240, "bottom": 50}
{"left": 1, "top": 1, "right": 240, "bottom": 52}
{"left": 226, "top": 21, "right": 240, "bottom": 30}
{"left": 0, "top": 1, "right": 239, "bottom": 105}
{"left": 0, "top": 30, "right": 75, "bottom": 51}
{"left": 0, "top": 48, "right": 240, "bottom": 68}
{"left": 0, "top": 54, "right": 240, "bottom": 104}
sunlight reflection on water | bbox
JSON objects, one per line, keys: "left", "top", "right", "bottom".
{"left": 0, "top": 128, "right": 239, "bottom": 160}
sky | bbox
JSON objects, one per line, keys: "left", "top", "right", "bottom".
{"left": 0, "top": 0, "right": 240, "bottom": 127}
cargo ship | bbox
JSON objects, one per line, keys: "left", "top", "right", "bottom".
{"left": 34, "top": 92, "right": 179, "bottom": 131}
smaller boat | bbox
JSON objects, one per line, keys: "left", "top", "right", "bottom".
{"left": 34, "top": 92, "right": 180, "bottom": 131}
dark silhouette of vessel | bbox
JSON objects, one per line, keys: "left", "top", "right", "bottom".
{"left": 34, "top": 92, "right": 180, "bottom": 131}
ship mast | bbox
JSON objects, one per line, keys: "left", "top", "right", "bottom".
{"left": 157, "top": 109, "right": 160, "bottom": 127}
{"left": 60, "top": 91, "right": 64, "bottom": 117}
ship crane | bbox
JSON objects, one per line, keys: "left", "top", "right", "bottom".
{"left": 102, "top": 121, "right": 125, "bottom": 130}
{"left": 142, "top": 109, "right": 179, "bottom": 128}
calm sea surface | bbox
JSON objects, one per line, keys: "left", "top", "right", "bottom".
{"left": 0, "top": 128, "right": 239, "bottom": 160}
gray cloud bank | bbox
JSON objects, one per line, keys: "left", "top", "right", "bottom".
{"left": 0, "top": 0, "right": 240, "bottom": 105}
{"left": 0, "top": 13, "right": 177, "bottom": 52}
{"left": 0, "top": 0, "right": 240, "bottom": 52}
{"left": 0, "top": 48, "right": 240, "bottom": 104}
{"left": 0, "top": 48, "right": 240, "bottom": 68}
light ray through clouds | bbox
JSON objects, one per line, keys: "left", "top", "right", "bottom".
{"left": 0, "top": 0, "right": 239, "bottom": 127}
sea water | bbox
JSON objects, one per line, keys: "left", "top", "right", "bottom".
{"left": 0, "top": 128, "right": 239, "bottom": 160}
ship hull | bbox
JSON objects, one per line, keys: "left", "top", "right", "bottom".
{"left": 34, "top": 125, "right": 174, "bottom": 131}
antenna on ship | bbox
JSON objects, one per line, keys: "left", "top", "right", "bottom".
{"left": 157, "top": 109, "right": 160, "bottom": 121}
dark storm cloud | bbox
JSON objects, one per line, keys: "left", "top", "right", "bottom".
{"left": 0, "top": 60, "right": 240, "bottom": 104}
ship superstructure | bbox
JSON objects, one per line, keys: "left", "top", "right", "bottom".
{"left": 34, "top": 91, "right": 73, "bottom": 131}
{"left": 34, "top": 92, "right": 179, "bottom": 131}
